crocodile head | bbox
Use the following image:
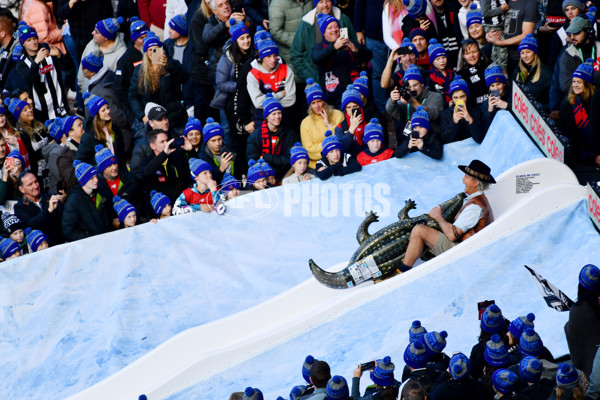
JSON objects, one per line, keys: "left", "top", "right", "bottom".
{"left": 440, "top": 192, "right": 467, "bottom": 222}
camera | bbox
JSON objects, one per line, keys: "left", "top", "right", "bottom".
{"left": 360, "top": 361, "right": 375, "bottom": 371}
{"left": 399, "top": 86, "right": 412, "bottom": 102}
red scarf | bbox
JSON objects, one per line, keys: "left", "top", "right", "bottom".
{"left": 261, "top": 121, "right": 282, "bottom": 155}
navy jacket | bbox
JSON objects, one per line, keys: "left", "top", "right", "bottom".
{"left": 353, "top": 0, "right": 385, "bottom": 41}
{"left": 439, "top": 104, "right": 485, "bottom": 144}
{"left": 14, "top": 193, "right": 65, "bottom": 246}
{"left": 61, "top": 185, "right": 113, "bottom": 242}
{"left": 246, "top": 125, "right": 295, "bottom": 180}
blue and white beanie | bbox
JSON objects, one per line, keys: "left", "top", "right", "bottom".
{"left": 189, "top": 158, "right": 212, "bottom": 178}
{"left": 95, "top": 16, "right": 124, "bottom": 40}
{"left": 321, "top": 130, "right": 342, "bottom": 157}
{"left": 353, "top": 71, "right": 369, "bottom": 98}
{"left": 518, "top": 33, "right": 538, "bottom": 55}
{"left": 422, "top": 330, "right": 448, "bottom": 355}
{"left": 82, "top": 92, "right": 107, "bottom": 117}
{"left": 81, "top": 53, "right": 104, "bottom": 73}
{"left": 242, "top": 387, "right": 263, "bottom": 400}
{"left": 449, "top": 352, "right": 471, "bottom": 380}
{"left": 46, "top": 117, "right": 65, "bottom": 142}
{"left": 302, "top": 355, "right": 316, "bottom": 383}
{"left": 253, "top": 26, "right": 272, "bottom": 50}
{"left": 481, "top": 304, "right": 504, "bottom": 333}
{"left": 62, "top": 116, "right": 81, "bottom": 136}
{"left": 262, "top": 93, "right": 283, "bottom": 118}
{"left": 257, "top": 38, "right": 279, "bottom": 59}
{"left": 411, "top": 106, "right": 429, "bottom": 130}
{"left": 466, "top": 3, "right": 482, "bottom": 28}
{"left": 519, "top": 328, "right": 543, "bottom": 357}
{"left": 290, "top": 142, "right": 309, "bottom": 166}
{"left": 94, "top": 145, "right": 117, "bottom": 173}
{"left": 248, "top": 159, "right": 266, "bottom": 183}
{"left": 221, "top": 173, "right": 240, "bottom": 192}
{"left": 492, "top": 369, "right": 517, "bottom": 395}
{"left": 484, "top": 334, "right": 509, "bottom": 366}
{"left": 403, "top": 0, "right": 427, "bottom": 17}
{"left": 17, "top": 22, "right": 37, "bottom": 45}
{"left": 508, "top": 313, "right": 535, "bottom": 339}
{"left": 370, "top": 357, "right": 394, "bottom": 387}
{"left": 449, "top": 75, "right": 470, "bottom": 97}
{"left": 4, "top": 97, "right": 28, "bottom": 121}
{"left": 363, "top": 118, "right": 384, "bottom": 143}
{"left": 403, "top": 340, "right": 429, "bottom": 369}
{"left": 150, "top": 190, "right": 171, "bottom": 216}
{"left": 428, "top": 38, "right": 447, "bottom": 63}
{"left": 12, "top": 43, "right": 22, "bottom": 62}
{"left": 326, "top": 376, "right": 349, "bottom": 400}
{"left": 203, "top": 118, "right": 224, "bottom": 143}
{"left": 556, "top": 363, "right": 579, "bottom": 388}
{"left": 400, "top": 38, "right": 419, "bottom": 57}
{"left": 484, "top": 65, "right": 507, "bottom": 87}
{"left": 573, "top": 59, "right": 595, "bottom": 84}
{"left": 169, "top": 14, "right": 187, "bottom": 36}
{"left": 305, "top": 78, "right": 325, "bottom": 105}
{"left": 184, "top": 117, "right": 203, "bottom": 137}
{"left": 25, "top": 227, "right": 49, "bottom": 252}
{"left": 341, "top": 84, "right": 364, "bottom": 111}
{"left": 579, "top": 264, "right": 600, "bottom": 291}
{"left": 290, "top": 385, "right": 307, "bottom": 400}
{"left": 403, "top": 64, "right": 423, "bottom": 83}
{"left": 113, "top": 195, "right": 136, "bottom": 223}
{"left": 0, "top": 237, "right": 20, "bottom": 259}
{"left": 316, "top": 13, "right": 338, "bottom": 36}
{"left": 229, "top": 18, "right": 249, "bottom": 43}
{"left": 519, "top": 356, "right": 543, "bottom": 383}
{"left": 130, "top": 17, "right": 149, "bottom": 41}
{"left": 143, "top": 31, "right": 163, "bottom": 53}
{"left": 72, "top": 160, "right": 97, "bottom": 186}
{"left": 409, "top": 320, "right": 427, "bottom": 343}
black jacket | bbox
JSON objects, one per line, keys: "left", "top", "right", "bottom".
{"left": 439, "top": 104, "right": 485, "bottom": 144}
{"left": 198, "top": 143, "right": 235, "bottom": 184}
{"left": 76, "top": 126, "right": 126, "bottom": 170}
{"left": 203, "top": 14, "right": 231, "bottom": 83}
{"left": 14, "top": 193, "right": 65, "bottom": 246}
{"left": 246, "top": 124, "right": 295, "bottom": 180}
{"left": 243, "top": 0, "right": 268, "bottom": 27}
{"left": 61, "top": 184, "right": 113, "bottom": 242}
{"left": 97, "top": 167, "right": 143, "bottom": 219}
{"left": 429, "top": 373, "right": 491, "bottom": 400}
{"left": 315, "top": 153, "right": 362, "bottom": 180}
{"left": 57, "top": 0, "right": 114, "bottom": 53}
{"left": 114, "top": 44, "right": 144, "bottom": 111}
{"left": 188, "top": 7, "right": 211, "bottom": 84}
{"left": 395, "top": 130, "right": 443, "bottom": 160}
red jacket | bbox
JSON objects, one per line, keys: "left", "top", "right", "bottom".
{"left": 356, "top": 148, "right": 394, "bottom": 166}
{"left": 138, "top": 0, "right": 166, "bottom": 29}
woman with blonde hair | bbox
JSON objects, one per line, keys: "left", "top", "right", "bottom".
{"left": 512, "top": 34, "right": 551, "bottom": 112}
{"left": 382, "top": 0, "right": 408, "bottom": 51}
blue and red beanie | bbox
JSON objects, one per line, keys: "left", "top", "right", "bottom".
{"left": 363, "top": 118, "right": 384, "bottom": 143}
{"left": 189, "top": 158, "right": 212, "bottom": 178}
{"left": 229, "top": 18, "right": 249, "bottom": 43}
{"left": 203, "top": 118, "right": 224, "bottom": 143}
{"left": 113, "top": 195, "right": 136, "bottom": 223}
{"left": 82, "top": 92, "right": 107, "bottom": 117}
{"left": 17, "top": 22, "right": 37, "bottom": 45}
{"left": 247, "top": 159, "right": 266, "bottom": 183}
{"left": 484, "top": 65, "right": 507, "bottom": 87}
{"left": 150, "top": 190, "right": 171, "bottom": 216}
{"left": 81, "top": 53, "right": 104, "bottom": 73}
{"left": 305, "top": 78, "right": 325, "bottom": 105}
{"left": 321, "top": 130, "right": 342, "bottom": 157}
{"left": 221, "top": 173, "right": 240, "bottom": 192}
{"left": 94, "top": 145, "right": 117, "bottom": 173}
{"left": 73, "top": 160, "right": 97, "bottom": 186}
{"left": 4, "top": 97, "right": 29, "bottom": 121}
{"left": 259, "top": 159, "right": 275, "bottom": 177}
{"left": 290, "top": 142, "right": 309, "bottom": 166}
{"left": 169, "top": 14, "right": 187, "bottom": 36}
{"left": 95, "top": 16, "right": 124, "bottom": 40}
{"left": 262, "top": 93, "right": 283, "bottom": 119}
{"left": 184, "top": 117, "right": 203, "bottom": 136}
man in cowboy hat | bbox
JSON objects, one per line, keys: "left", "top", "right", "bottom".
{"left": 399, "top": 159, "right": 496, "bottom": 271}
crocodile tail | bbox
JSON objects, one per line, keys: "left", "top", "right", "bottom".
{"left": 309, "top": 259, "right": 353, "bottom": 290}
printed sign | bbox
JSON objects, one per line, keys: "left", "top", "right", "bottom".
{"left": 347, "top": 255, "right": 382, "bottom": 287}
{"left": 512, "top": 83, "right": 565, "bottom": 162}
{"left": 587, "top": 184, "right": 600, "bottom": 232}
{"left": 515, "top": 172, "right": 541, "bottom": 194}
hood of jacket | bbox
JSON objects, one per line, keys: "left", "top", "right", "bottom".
{"left": 302, "top": 6, "right": 342, "bottom": 25}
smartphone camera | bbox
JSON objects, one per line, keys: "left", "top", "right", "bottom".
{"left": 169, "top": 136, "right": 185, "bottom": 150}
{"left": 411, "top": 130, "right": 420, "bottom": 139}
{"left": 360, "top": 361, "right": 376, "bottom": 372}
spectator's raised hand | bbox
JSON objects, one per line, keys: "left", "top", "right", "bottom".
{"left": 419, "top": 18, "right": 431, "bottom": 31}
{"left": 353, "top": 364, "right": 363, "bottom": 378}
{"left": 219, "top": 152, "right": 234, "bottom": 172}
{"left": 35, "top": 47, "right": 49, "bottom": 64}
{"left": 334, "top": 36, "right": 349, "bottom": 50}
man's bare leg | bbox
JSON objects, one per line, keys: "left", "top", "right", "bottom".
{"left": 402, "top": 224, "right": 441, "bottom": 268}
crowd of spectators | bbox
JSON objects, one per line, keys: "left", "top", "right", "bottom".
{"left": 0, "top": 0, "right": 597, "bottom": 259}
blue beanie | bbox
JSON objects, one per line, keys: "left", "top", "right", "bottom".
{"left": 113, "top": 195, "right": 136, "bottom": 223}
{"left": 73, "top": 160, "right": 97, "bottom": 186}
{"left": 0, "top": 238, "right": 20, "bottom": 259}
{"left": 290, "top": 142, "right": 309, "bottom": 166}
{"left": 94, "top": 145, "right": 117, "bottom": 173}
{"left": 326, "top": 376, "right": 349, "bottom": 400}
{"left": 508, "top": 313, "right": 535, "bottom": 339}
{"left": 579, "top": 264, "right": 600, "bottom": 291}
{"left": 184, "top": 117, "right": 203, "bottom": 136}
{"left": 484, "top": 334, "right": 509, "bottom": 366}
{"left": 370, "top": 356, "right": 394, "bottom": 387}
{"left": 130, "top": 17, "right": 149, "bottom": 41}
{"left": 25, "top": 227, "right": 49, "bottom": 252}
{"left": 258, "top": 159, "right": 274, "bottom": 177}
{"left": 262, "top": 93, "right": 283, "bottom": 118}
{"left": 341, "top": 84, "right": 363, "bottom": 111}
{"left": 321, "top": 130, "right": 341, "bottom": 157}
{"left": 562, "top": 0, "right": 585, "bottom": 11}
{"left": 253, "top": 26, "right": 272, "bottom": 50}
{"left": 169, "top": 14, "right": 187, "bottom": 36}
{"left": 81, "top": 53, "right": 104, "bottom": 73}
{"left": 242, "top": 387, "right": 263, "bottom": 400}
{"left": 520, "top": 328, "right": 543, "bottom": 356}
{"left": 428, "top": 38, "right": 447, "bottom": 63}
{"left": 290, "top": 385, "right": 307, "bottom": 400}
{"left": 353, "top": 71, "right": 369, "bottom": 98}
{"left": 305, "top": 78, "right": 325, "bottom": 105}
{"left": 62, "top": 116, "right": 81, "bottom": 136}
{"left": 363, "top": 118, "right": 384, "bottom": 143}
{"left": 302, "top": 355, "right": 316, "bottom": 383}
{"left": 466, "top": 3, "right": 483, "bottom": 28}
{"left": 6, "top": 150, "right": 25, "bottom": 168}
{"left": 46, "top": 118, "right": 65, "bottom": 142}
{"left": 409, "top": 27, "right": 428, "bottom": 42}
{"left": 95, "top": 16, "right": 124, "bottom": 40}
{"left": 229, "top": 18, "right": 249, "bottom": 43}
{"left": 202, "top": 118, "right": 224, "bottom": 143}
{"left": 556, "top": 363, "right": 579, "bottom": 388}
{"left": 17, "top": 22, "right": 37, "bottom": 45}
{"left": 4, "top": 97, "right": 28, "bottom": 121}
{"left": 11, "top": 43, "right": 22, "bottom": 62}
{"left": 492, "top": 369, "right": 517, "bottom": 395}
{"left": 189, "top": 158, "right": 212, "bottom": 177}
{"left": 313, "top": 0, "right": 336, "bottom": 5}
{"left": 484, "top": 65, "right": 507, "bottom": 87}
{"left": 411, "top": 105, "right": 429, "bottom": 130}
{"left": 316, "top": 13, "right": 338, "bottom": 36}
{"left": 403, "top": 0, "right": 427, "bottom": 17}
{"left": 221, "top": 173, "right": 240, "bottom": 192}
{"left": 449, "top": 75, "right": 470, "bottom": 97}
{"left": 481, "top": 304, "right": 504, "bottom": 333}
{"left": 403, "top": 64, "right": 423, "bottom": 83}
{"left": 422, "top": 330, "right": 448, "bottom": 355}
{"left": 257, "top": 38, "right": 279, "bottom": 59}
{"left": 150, "top": 190, "right": 171, "bottom": 216}
{"left": 519, "top": 356, "right": 543, "bottom": 383}
{"left": 573, "top": 59, "right": 595, "bottom": 84}
{"left": 400, "top": 38, "right": 419, "bottom": 57}
{"left": 248, "top": 159, "right": 267, "bottom": 183}
{"left": 403, "top": 340, "right": 429, "bottom": 369}
{"left": 518, "top": 33, "right": 538, "bottom": 55}
{"left": 143, "top": 31, "right": 163, "bottom": 53}
{"left": 408, "top": 320, "right": 427, "bottom": 343}
{"left": 83, "top": 92, "right": 108, "bottom": 117}
{"left": 449, "top": 353, "right": 471, "bottom": 380}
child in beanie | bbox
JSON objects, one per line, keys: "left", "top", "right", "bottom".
{"left": 113, "top": 196, "right": 137, "bottom": 228}
{"left": 394, "top": 106, "right": 443, "bottom": 160}
{"left": 282, "top": 142, "right": 316, "bottom": 184}
{"left": 356, "top": 118, "right": 394, "bottom": 166}
{"left": 315, "top": 131, "right": 362, "bottom": 180}
{"left": 247, "top": 159, "right": 269, "bottom": 190}
{"left": 165, "top": 14, "right": 188, "bottom": 65}
{"left": 426, "top": 39, "right": 456, "bottom": 105}
{"left": 173, "top": 158, "right": 222, "bottom": 214}
{"left": 2, "top": 212, "right": 27, "bottom": 255}
{"left": 25, "top": 227, "right": 49, "bottom": 252}
{"left": 149, "top": 190, "right": 173, "bottom": 219}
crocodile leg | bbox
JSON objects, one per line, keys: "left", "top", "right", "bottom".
{"left": 356, "top": 211, "right": 379, "bottom": 245}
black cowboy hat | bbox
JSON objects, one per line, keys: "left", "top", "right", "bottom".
{"left": 458, "top": 160, "right": 496, "bottom": 184}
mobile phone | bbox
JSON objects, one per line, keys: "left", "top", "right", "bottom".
{"left": 39, "top": 43, "right": 50, "bottom": 50}
{"left": 360, "top": 361, "right": 375, "bottom": 371}
{"left": 4, "top": 156, "right": 16, "bottom": 171}
{"left": 411, "top": 130, "right": 420, "bottom": 139}
{"left": 151, "top": 47, "right": 165, "bottom": 65}
{"left": 352, "top": 108, "right": 360, "bottom": 118}
{"left": 231, "top": 0, "right": 244, "bottom": 13}
{"left": 169, "top": 136, "right": 185, "bottom": 149}
{"left": 340, "top": 27, "right": 349, "bottom": 40}
{"left": 490, "top": 89, "right": 501, "bottom": 98}
{"left": 477, "top": 300, "right": 495, "bottom": 320}
{"left": 455, "top": 99, "right": 465, "bottom": 110}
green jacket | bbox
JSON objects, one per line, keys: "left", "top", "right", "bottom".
{"left": 290, "top": 6, "right": 357, "bottom": 83}
{"left": 268, "top": 0, "right": 313, "bottom": 66}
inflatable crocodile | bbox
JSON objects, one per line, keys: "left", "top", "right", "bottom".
{"left": 309, "top": 193, "right": 467, "bottom": 289}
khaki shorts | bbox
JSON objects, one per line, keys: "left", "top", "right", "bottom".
{"left": 431, "top": 233, "right": 457, "bottom": 256}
